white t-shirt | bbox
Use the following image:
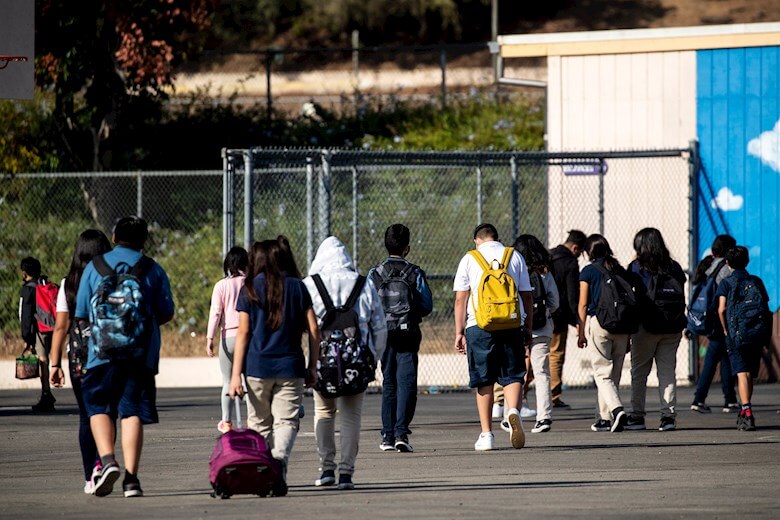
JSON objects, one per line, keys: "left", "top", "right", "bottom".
{"left": 56, "top": 278, "right": 68, "bottom": 313}
{"left": 453, "top": 241, "right": 532, "bottom": 329}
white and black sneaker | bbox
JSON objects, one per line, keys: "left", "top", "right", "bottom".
{"left": 394, "top": 435, "right": 413, "bottom": 453}
{"left": 591, "top": 419, "right": 611, "bottom": 432}
{"left": 625, "top": 415, "right": 646, "bottom": 430}
{"left": 380, "top": 434, "right": 395, "bottom": 452}
{"left": 93, "top": 462, "right": 121, "bottom": 497}
{"left": 531, "top": 419, "right": 552, "bottom": 433}
{"left": 611, "top": 408, "right": 627, "bottom": 432}
{"left": 315, "top": 470, "right": 336, "bottom": 487}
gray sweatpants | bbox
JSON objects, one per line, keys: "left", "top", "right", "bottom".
{"left": 219, "top": 336, "right": 236, "bottom": 423}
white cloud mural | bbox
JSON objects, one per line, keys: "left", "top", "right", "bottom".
{"left": 747, "top": 119, "right": 780, "bottom": 172}
{"left": 711, "top": 187, "right": 744, "bottom": 211}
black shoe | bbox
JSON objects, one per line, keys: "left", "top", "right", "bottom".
{"left": 271, "top": 477, "right": 288, "bottom": 497}
{"left": 625, "top": 415, "right": 646, "bottom": 430}
{"left": 32, "top": 392, "right": 56, "bottom": 413}
{"left": 531, "top": 419, "right": 552, "bottom": 433}
{"left": 380, "top": 434, "right": 395, "bottom": 452}
{"left": 591, "top": 419, "right": 611, "bottom": 432}
{"left": 315, "top": 470, "right": 336, "bottom": 487}
{"left": 742, "top": 412, "right": 756, "bottom": 431}
{"left": 659, "top": 417, "right": 676, "bottom": 431}
{"left": 122, "top": 475, "right": 144, "bottom": 498}
{"left": 394, "top": 435, "right": 413, "bottom": 453}
{"left": 94, "top": 462, "right": 121, "bottom": 497}
{"left": 690, "top": 401, "right": 711, "bottom": 413}
{"left": 337, "top": 474, "right": 355, "bottom": 490}
{"left": 611, "top": 408, "right": 627, "bottom": 432}
{"left": 553, "top": 400, "right": 571, "bottom": 409}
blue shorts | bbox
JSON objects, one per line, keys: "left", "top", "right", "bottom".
{"left": 465, "top": 326, "right": 526, "bottom": 389}
{"left": 81, "top": 361, "right": 159, "bottom": 424}
{"left": 727, "top": 343, "right": 761, "bottom": 378}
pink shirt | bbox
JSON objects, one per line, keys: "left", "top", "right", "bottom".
{"left": 207, "top": 275, "right": 245, "bottom": 340}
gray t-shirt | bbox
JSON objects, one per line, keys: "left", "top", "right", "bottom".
{"left": 706, "top": 257, "right": 731, "bottom": 285}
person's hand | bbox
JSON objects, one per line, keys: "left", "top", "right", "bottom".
{"left": 50, "top": 366, "right": 65, "bottom": 388}
{"left": 577, "top": 332, "right": 588, "bottom": 349}
{"left": 683, "top": 329, "right": 692, "bottom": 340}
{"left": 206, "top": 339, "right": 215, "bottom": 358}
{"left": 229, "top": 374, "right": 244, "bottom": 398}
{"left": 305, "top": 366, "right": 317, "bottom": 388}
{"left": 455, "top": 333, "right": 467, "bottom": 354}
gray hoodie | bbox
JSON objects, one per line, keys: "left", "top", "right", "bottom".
{"left": 303, "top": 236, "right": 388, "bottom": 360}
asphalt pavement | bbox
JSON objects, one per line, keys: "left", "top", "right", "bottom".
{"left": 1, "top": 385, "right": 779, "bottom": 519}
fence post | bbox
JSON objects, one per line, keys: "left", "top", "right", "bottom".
{"left": 440, "top": 47, "right": 447, "bottom": 108}
{"left": 688, "top": 139, "right": 701, "bottom": 383}
{"left": 243, "top": 149, "right": 254, "bottom": 249}
{"left": 306, "top": 156, "right": 315, "bottom": 270}
{"left": 319, "top": 150, "right": 332, "bottom": 243}
{"left": 222, "top": 149, "right": 229, "bottom": 258}
{"left": 598, "top": 162, "right": 605, "bottom": 235}
{"left": 352, "top": 30, "right": 360, "bottom": 91}
{"left": 510, "top": 156, "right": 518, "bottom": 239}
{"left": 352, "top": 166, "right": 359, "bottom": 271}
{"left": 266, "top": 51, "right": 273, "bottom": 120}
{"left": 476, "top": 166, "right": 483, "bottom": 224}
{"left": 136, "top": 171, "right": 143, "bottom": 218}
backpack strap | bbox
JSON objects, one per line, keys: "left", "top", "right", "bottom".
{"left": 399, "top": 262, "right": 418, "bottom": 281}
{"left": 345, "top": 276, "right": 367, "bottom": 310}
{"left": 710, "top": 259, "right": 726, "bottom": 281}
{"left": 501, "top": 247, "right": 514, "bottom": 269}
{"left": 92, "top": 255, "right": 115, "bottom": 277}
{"left": 311, "top": 274, "right": 335, "bottom": 311}
{"left": 129, "top": 256, "right": 154, "bottom": 279}
{"left": 468, "top": 250, "right": 491, "bottom": 272}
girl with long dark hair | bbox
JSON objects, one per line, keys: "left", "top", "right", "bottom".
{"left": 206, "top": 246, "right": 248, "bottom": 433}
{"left": 229, "top": 239, "right": 320, "bottom": 496}
{"left": 49, "top": 229, "right": 113, "bottom": 494}
{"left": 625, "top": 228, "right": 687, "bottom": 431}
{"left": 576, "top": 234, "right": 630, "bottom": 432}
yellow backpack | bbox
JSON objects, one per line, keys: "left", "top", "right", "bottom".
{"left": 468, "top": 247, "right": 522, "bottom": 331}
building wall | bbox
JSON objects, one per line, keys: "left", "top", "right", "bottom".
{"left": 696, "top": 46, "right": 780, "bottom": 310}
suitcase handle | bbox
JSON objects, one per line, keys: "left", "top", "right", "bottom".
{"left": 234, "top": 396, "right": 243, "bottom": 429}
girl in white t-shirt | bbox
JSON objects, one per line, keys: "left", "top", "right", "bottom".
{"left": 49, "top": 229, "right": 113, "bottom": 495}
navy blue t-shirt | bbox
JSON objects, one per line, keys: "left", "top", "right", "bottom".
{"left": 579, "top": 259, "right": 607, "bottom": 316}
{"left": 236, "top": 273, "right": 312, "bottom": 379}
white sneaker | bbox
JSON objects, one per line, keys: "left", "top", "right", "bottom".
{"left": 491, "top": 403, "right": 504, "bottom": 419}
{"left": 500, "top": 418, "right": 510, "bottom": 433}
{"left": 474, "top": 431, "right": 495, "bottom": 451}
{"left": 83, "top": 480, "right": 95, "bottom": 495}
{"left": 520, "top": 405, "right": 536, "bottom": 418}
{"left": 506, "top": 408, "right": 526, "bottom": 449}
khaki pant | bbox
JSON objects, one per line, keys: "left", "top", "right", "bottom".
{"left": 529, "top": 336, "right": 552, "bottom": 421}
{"left": 630, "top": 326, "right": 681, "bottom": 419}
{"left": 314, "top": 391, "right": 364, "bottom": 476}
{"left": 549, "top": 329, "right": 568, "bottom": 403}
{"left": 245, "top": 377, "right": 304, "bottom": 466}
{"left": 587, "top": 318, "right": 629, "bottom": 421}
{"left": 493, "top": 383, "right": 504, "bottom": 406}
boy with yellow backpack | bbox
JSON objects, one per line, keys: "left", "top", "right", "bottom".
{"left": 453, "top": 224, "right": 534, "bottom": 451}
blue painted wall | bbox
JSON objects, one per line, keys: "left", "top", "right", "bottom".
{"left": 697, "top": 46, "right": 780, "bottom": 310}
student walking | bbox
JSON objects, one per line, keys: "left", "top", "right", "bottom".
{"left": 453, "top": 224, "right": 533, "bottom": 451}
{"left": 577, "top": 234, "right": 638, "bottom": 433}
{"left": 303, "top": 236, "right": 387, "bottom": 490}
{"left": 19, "top": 257, "right": 58, "bottom": 413}
{"left": 49, "top": 229, "right": 113, "bottom": 494}
{"left": 368, "top": 224, "right": 433, "bottom": 453}
{"left": 229, "top": 239, "right": 320, "bottom": 496}
{"left": 549, "top": 229, "right": 586, "bottom": 409}
{"left": 74, "top": 216, "right": 175, "bottom": 498}
{"left": 625, "top": 228, "right": 687, "bottom": 432}
{"left": 716, "top": 246, "right": 772, "bottom": 431}
{"left": 514, "top": 234, "right": 559, "bottom": 434}
{"left": 207, "top": 246, "right": 248, "bottom": 434}
{"left": 690, "top": 234, "right": 739, "bottom": 413}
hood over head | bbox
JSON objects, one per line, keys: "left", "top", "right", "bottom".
{"left": 308, "top": 236, "right": 355, "bottom": 275}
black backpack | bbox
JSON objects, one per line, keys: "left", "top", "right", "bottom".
{"left": 311, "top": 274, "right": 375, "bottom": 398}
{"left": 370, "top": 261, "right": 418, "bottom": 337}
{"left": 726, "top": 275, "right": 772, "bottom": 348}
{"left": 635, "top": 265, "right": 686, "bottom": 334}
{"left": 528, "top": 270, "right": 548, "bottom": 331}
{"left": 67, "top": 318, "right": 91, "bottom": 380}
{"left": 593, "top": 264, "right": 640, "bottom": 334}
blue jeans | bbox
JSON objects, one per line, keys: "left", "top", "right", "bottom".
{"left": 694, "top": 335, "right": 737, "bottom": 404}
{"left": 381, "top": 337, "right": 420, "bottom": 438}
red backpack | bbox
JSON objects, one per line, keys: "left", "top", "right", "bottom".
{"left": 35, "top": 280, "right": 59, "bottom": 333}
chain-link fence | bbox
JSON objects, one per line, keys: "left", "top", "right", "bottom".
{"left": 223, "top": 148, "right": 694, "bottom": 389}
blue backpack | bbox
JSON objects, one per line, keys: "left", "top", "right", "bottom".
{"left": 726, "top": 275, "right": 772, "bottom": 348}
{"left": 686, "top": 261, "right": 725, "bottom": 336}
{"left": 89, "top": 255, "right": 153, "bottom": 361}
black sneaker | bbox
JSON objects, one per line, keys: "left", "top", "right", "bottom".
{"left": 722, "top": 403, "right": 739, "bottom": 414}
{"left": 625, "top": 415, "right": 646, "bottom": 430}
{"left": 394, "top": 435, "right": 413, "bottom": 453}
{"left": 380, "top": 434, "right": 395, "bottom": 452}
{"left": 122, "top": 475, "right": 144, "bottom": 498}
{"left": 690, "top": 401, "right": 711, "bottom": 413}
{"left": 742, "top": 412, "right": 756, "bottom": 431}
{"left": 531, "top": 419, "right": 552, "bottom": 433}
{"left": 271, "top": 477, "right": 288, "bottom": 497}
{"left": 591, "top": 419, "right": 611, "bottom": 432}
{"left": 337, "top": 474, "right": 355, "bottom": 490}
{"left": 315, "top": 469, "right": 336, "bottom": 487}
{"left": 32, "top": 392, "right": 56, "bottom": 413}
{"left": 659, "top": 417, "right": 676, "bottom": 431}
{"left": 611, "top": 408, "right": 627, "bottom": 432}
{"left": 736, "top": 411, "right": 745, "bottom": 430}
{"left": 553, "top": 400, "right": 571, "bottom": 409}
{"left": 94, "top": 462, "right": 121, "bottom": 497}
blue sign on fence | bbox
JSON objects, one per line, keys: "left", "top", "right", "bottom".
{"left": 562, "top": 161, "right": 607, "bottom": 175}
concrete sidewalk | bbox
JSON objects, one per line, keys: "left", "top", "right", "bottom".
{"left": 1, "top": 385, "right": 778, "bottom": 518}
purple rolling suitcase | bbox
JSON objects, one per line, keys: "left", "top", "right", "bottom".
{"left": 209, "top": 398, "right": 280, "bottom": 498}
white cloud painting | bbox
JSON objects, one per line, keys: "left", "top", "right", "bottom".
{"left": 711, "top": 187, "right": 744, "bottom": 211}
{"left": 747, "top": 119, "right": 780, "bottom": 172}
